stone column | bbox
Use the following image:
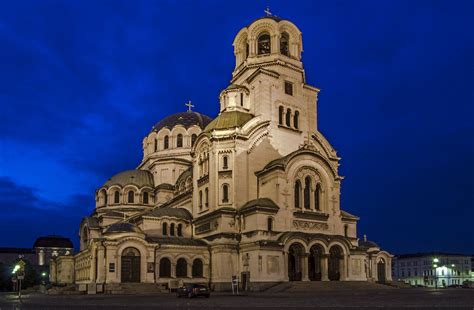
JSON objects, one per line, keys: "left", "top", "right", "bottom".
{"left": 321, "top": 255, "right": 329, "bottom": 281}
{"left": 187, "top": 263, "right": 192, "bottom": 279}
{"left": 249, "top": 39, "right": 256, "bottom": 57}
{"left": 340, "top": 256, "right": 346, "bottom": 281}
{"left": 272, "top": 34, "right": 279, "bottom": 54}
{"left": 96, "top": 245, "right": 105, "bottom": 283}
{"left": 302, "top": 253, "right": 310, "bottom": 281}
{"left": 283, "top": 251, "right": 289, "bottom": 281}
{"left": 171, "top": 263, "right": 176, "bottom": 278}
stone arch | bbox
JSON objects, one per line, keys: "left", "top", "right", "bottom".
{"left": 192, "top": 258, "right": 204, "bottom": 278}
{"left": 287, "top": 242, "right": 306, "bottom": 281}
{"left": 308, "top": 243, "right": 325, "bottom": 281}
{"left": 176, "top": 257, "right": 188, "bottom": 277}
{"left": 116, "top": 238, "right": 149, "bottom": 283}
{"left": 328, "top": 244, "right": 345, "bottom": 281}
{"left": 159, "top": 257, "right": 172, "bottom": 278}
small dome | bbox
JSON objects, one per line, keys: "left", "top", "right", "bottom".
{"left": 152, "top": 111, "right": 212, "bottom": 133}
{"left": 33, "top": 235, "right": 74, "bottom": 249}
{"left": 105, "top": 222, "right": 142, "bottom": 234}
{"left": 359, "top": 240, "right": 379, "bottom": 249}
{"left": 104, "top": 170, "right": 154, "bottom": 188}
{"left": 204, "top": 111, "right": 253, "bottom": 133}
{"left": 247, "top": 15, "right": 285, "bottom": 27}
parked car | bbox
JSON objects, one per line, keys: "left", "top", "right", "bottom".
{"left": 461, "top": 280, "right": 473, "bottom": 288}
{"left": 447, "top": 284, "right": 461, "bottom": 288}
{"left": 177, "top": 284, "right": 210, "bottom": 298}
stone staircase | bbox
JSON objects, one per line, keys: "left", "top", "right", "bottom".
{"left": 104, "top": 283, "right": 168, "bottom": 295}
{"left": 265, "top": 281, "right": 395, "bottom": 293}
{"left": 48, "top": 284, "right": 83, "bottom": 295}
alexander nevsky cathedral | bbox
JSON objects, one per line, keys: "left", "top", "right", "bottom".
{"left": 51, "top": 14, "right": 392, "bottom": 293}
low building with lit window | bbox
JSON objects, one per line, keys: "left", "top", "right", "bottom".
{"left": 51, "top": 13, "right": 392, "bottom": 293}
{"left": 392, "top": 253, "right": 473, "bottom": 287}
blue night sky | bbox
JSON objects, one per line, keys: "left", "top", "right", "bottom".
{"left": 0, "top": 1, "right": 473, "bottom": 254}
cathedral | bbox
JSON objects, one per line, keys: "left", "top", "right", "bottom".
{"left": 51, "top": 14, "right": 392, "bottom": 293}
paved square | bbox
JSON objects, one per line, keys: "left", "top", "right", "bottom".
{"left": 1, "top": 288, "right": 473, "bottom": 309}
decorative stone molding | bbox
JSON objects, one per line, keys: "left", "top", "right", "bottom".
{"left": 293, "top": 220, "right": 328, "bottom": 231}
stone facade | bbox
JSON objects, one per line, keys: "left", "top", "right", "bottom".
{"left": 52, "top": 15, "right": 392, "bottom": 292}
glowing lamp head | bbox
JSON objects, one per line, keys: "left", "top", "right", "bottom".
{"left": 433, "top": 264, "right": 438, "bottom": 268}
{"left": 433, "top": 258, "right": 439, "bottom": 263}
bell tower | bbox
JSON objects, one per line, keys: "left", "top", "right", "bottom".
{"left": 218, "top": 14, "right": 319, "bottom": 137}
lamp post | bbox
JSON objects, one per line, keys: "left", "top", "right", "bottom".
{"left": 433, "top": 258, "right": 439, "bottom": 289}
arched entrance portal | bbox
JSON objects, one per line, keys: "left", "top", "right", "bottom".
{"left": 328, "top": 245, "right": 343, "bottom": 281}
{"left": 308, "top": 244, "right": 324, "bottom": 281}
{"left": 121, "top": 247, "right": 140, "bottom": 283}
{"left": 288, "top": 243, "right": 304, "bottom": 281}
{"left": 377, "top": 258, "right": 386, "bottom": 283}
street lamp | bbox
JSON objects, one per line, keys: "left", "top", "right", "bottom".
{"left": 433, "top": 258, "right": 439, "bottom": 289}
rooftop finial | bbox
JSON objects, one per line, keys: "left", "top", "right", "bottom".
{"left": 264, "top": 6, "right": 272, "bottom": 16}
{"left": 363, "top": 234, "right": 367, "bottom": 242}
{"left": 185, "top": 100, "right": 194, "bottom": 112}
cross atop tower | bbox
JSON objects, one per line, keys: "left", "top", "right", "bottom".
{"left": 185, "top": 100, "right": 194, "bottom": 112}
{"left": 264, "top": 6, "right": 272, "bottom": 17}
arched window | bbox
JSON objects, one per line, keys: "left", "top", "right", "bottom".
{"left": 280, "top": 32, "right": 289, "bottom": 56}
{"left": 278, "top": 106, "right": 284, "bottom": 125}
{"left": 128, "top": 191, "right": 134, "bottom": 203}
{"left": 102, "top": 190, "right": 107, "bottom": 206}
{"left": 257, "top": 33, "right": 271, "bottom": 55}
{"left": 294, "top": 180, "right": 301, "bottom": 209}
{"left": 114, "top": 191, "right": 120, "bottom": 204}
{"left": 222, "top": 184, "right": 229, "bottom": 203}
{"left": 176, "top": 258, "right": 187, "bottom": 277}
{"left": 245, "top": 42, "right": 249, "bottom": 59}
{"left": 177, "top": 134, "right": 183, "bottom": 148}
{"left": 159, "top": 258, "right": 171, "bottom": 277}
{"left": 344, "top": 225, "right": 348, "bottom": 237}
{"left": 286, "top": 108, "right": 291, "bottom": 126}
{"left": 294, "top": 111, "right": 299, "bottom": 129}
{"left": 314, "top": 183, "right": 321, "bottom": 210}
{"left": 199, "top": 190, "right": 203, "bottom": 208}
{"left": 81, "top": 226, "right": 88, "bottom": 249}
{"left": 223, "top": 156, "right": 228, "bottom": 170}
{"left": 267, "top": 217, "right": 273, "bottom": 232}
{"left": 164, "top": 136, "right": 169, "bottom": 149}
{"left": 170, "top": 223, "right": 175, "bottom": 236}
{"left": 240, "top": 93, "right": 244, "bottom": 106}
{"left": 304, "top": 176, "right": 311, "bottom": 209}
{"left": 154, "top": 138, "right": 157, "bottom": 152}
{"left": 143, "top": 192, "right": 149, "bottom": 204}
{"left": 191, "top": 134, "right": 197, "bottom": 147}
{"left": 192, "top": 259, "right": 203, "bottom": 277}
{"left": 177, "top": 224, "right": 183, "bottom": 237}
{"left": 205, "top": 188, "right": 209, "bottom": 207}
{"left": 162, "top": 222, "right": 168, "bottom": 235}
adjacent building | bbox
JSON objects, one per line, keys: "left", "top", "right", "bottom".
{"left": 392, "top": 253, "right": 473, "bottom": 287}
{"left": 51, "top": 14, "right": 392, "bottom": 293}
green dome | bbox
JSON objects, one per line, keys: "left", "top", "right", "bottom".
{"left": 203, "top": 111, "right": 253, "bottom": 133}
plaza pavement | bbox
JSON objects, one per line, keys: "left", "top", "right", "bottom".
{"left": 0, "top": 287, "right": 473, "bottom": 309}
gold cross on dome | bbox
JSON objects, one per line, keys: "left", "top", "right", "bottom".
{"left": 264, "top": 6, "right": 272, "bottom": 16}
{"left": 185, "top": 100, "right": 194, "bottom": 112}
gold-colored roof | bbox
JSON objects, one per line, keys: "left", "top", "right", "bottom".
{"left": 203, "top": 111, "right": 253, "bottom": 132}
